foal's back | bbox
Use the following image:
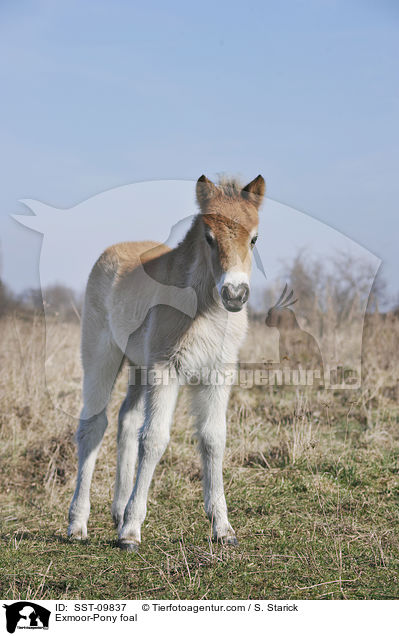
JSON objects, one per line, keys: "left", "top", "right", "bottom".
{"left": 82, "top": 241, "right": 170, "bottom": 368}
{"left": 87, "top": 240, "right": 170, "bottom": 300}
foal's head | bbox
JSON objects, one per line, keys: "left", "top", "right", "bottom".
{"left": 196, "top": 174, "right": 265, "bottom": 312}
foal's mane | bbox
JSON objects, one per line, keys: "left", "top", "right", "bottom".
{"left": 215, "top": 176, "right": 243, "bottom": 198}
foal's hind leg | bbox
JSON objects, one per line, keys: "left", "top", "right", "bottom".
{"left": 111, "top": 380, "right": 144, "bottom": 532}
{"left": 68, "top": 334, "right": 124, "bottom": 539}
{"left": 68, "top": 410, "right": 108, "bottom": 539}
{"left": 189, "top": 383, "right": 237, "bottom": 545}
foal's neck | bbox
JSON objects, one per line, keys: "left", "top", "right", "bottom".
{"left": 176, "top": 215, "right": 217, "bottom": 314}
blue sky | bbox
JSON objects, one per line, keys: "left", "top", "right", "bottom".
{"left": 0, "top": 0, "right": 398, "bottom": 302}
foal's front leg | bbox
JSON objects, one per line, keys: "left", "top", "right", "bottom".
{"left": 189, "top": 383, "right": 237, "bottom": 544}
{"left": 118, "top": 374, "right": 179, "bottom": 550}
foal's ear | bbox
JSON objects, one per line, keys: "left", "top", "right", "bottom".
{"left": 242, "top": 175, "right": 266, "bottom": 206}
{"left": 196, "top": 175, "right": 218, "bottom": 209}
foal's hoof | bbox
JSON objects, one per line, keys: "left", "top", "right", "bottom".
{"left": 67, "top": 522, "right": 88, "bottom": 540}
{"left": 224, "top": 535, "right": 239, "bottom": 546}
{"left": 118, "top": 540, "right": 140, "bottom": 553}
{"left": 214, "top": 533, "right": 239, "bottom": 546}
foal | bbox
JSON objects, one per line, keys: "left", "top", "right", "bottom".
{"left": 68, "top": 174, "right": 265, "bottom": 550}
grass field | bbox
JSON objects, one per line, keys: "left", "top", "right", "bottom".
{"left": 0, "top": 312, "right": 398, "bottom": 600}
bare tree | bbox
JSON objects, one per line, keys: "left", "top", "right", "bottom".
{"left": 43, "top": 284, "right": 81, "bottom": 321}
{"left": 278, "top": 249, "right": 386, "bottom": 323}
{"left": 0, "top": 245, "right": 15, "bottom": 316}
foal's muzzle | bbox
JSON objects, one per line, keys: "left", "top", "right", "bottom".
{"left": 221, "top": 283, "right": 250, "bottom": 312}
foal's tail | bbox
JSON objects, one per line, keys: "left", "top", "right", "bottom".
{"left": 79, "top": 249, "right": 125, "bottom": 419}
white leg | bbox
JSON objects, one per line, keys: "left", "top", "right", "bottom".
{"left": 68, "top": 332, "right": 124, "bottom": 539}
{"left": 111, "top": 382, "right": 144, "bottom": 532}
{"left": 68, "top": 410, "right": 108, "bottom": 539}
{"left": 189, "top": 383, "right": 237, "bottom": 544}
{"left": 118, "top": 375, "right": 179, "bottom": 550}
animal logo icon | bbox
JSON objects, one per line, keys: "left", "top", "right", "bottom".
{"left": 265, "top": 283, "right": 324, "bottom": 382}
{"left": 2, "top": 602, "right": 50, "bottom": 634}
{"left": 13, "top": 179, "right": 380, "bottom": 396}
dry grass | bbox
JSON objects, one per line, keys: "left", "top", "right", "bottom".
{"left": 0, "top": 310, "right": 398, "bottom": 600}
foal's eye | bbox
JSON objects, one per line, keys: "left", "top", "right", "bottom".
{"left": 250, "top": 235, "right": 258, "bottom": 248}
{"left": 205, "top": 232, "right": 215, "bottom": 247}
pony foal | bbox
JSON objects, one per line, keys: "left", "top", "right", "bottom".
{"left": 68, "top": 174, "right": 265, "bottom": 550}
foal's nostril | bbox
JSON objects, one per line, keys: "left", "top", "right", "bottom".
{"left": 238, "top": 284, "right": 250, "bottom": 304}
{"left": 221, "top": 285, "right": 231, "bottom": 303}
